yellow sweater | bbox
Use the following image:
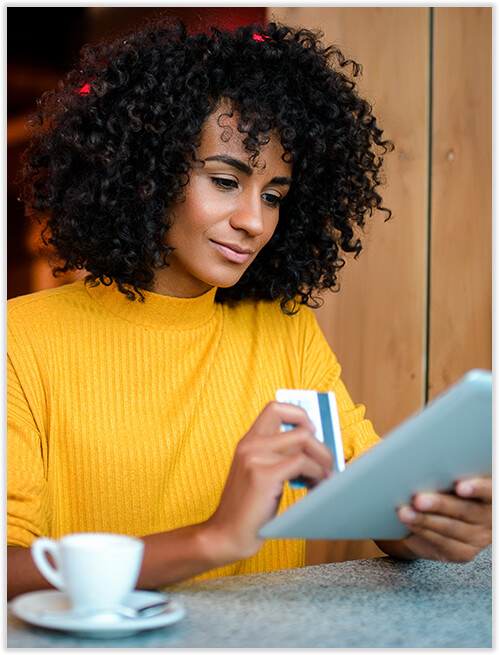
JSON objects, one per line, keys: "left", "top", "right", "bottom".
{"left": 7, "top": 278, "right": 379, "bottom": 578}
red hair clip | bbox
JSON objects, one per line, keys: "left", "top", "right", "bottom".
{"left": 252, "top": 33, "right": 270, "bottom": 42}
{"left": 78, "top": 82, "right": 91, "bottom": 96}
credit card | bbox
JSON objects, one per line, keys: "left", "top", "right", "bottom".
{"left": 276, "top": 389, "right": 345, "bottom": 488}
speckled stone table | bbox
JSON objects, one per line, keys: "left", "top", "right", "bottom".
{"left": 7, "top": 545, "right": 491, "bottom": 648}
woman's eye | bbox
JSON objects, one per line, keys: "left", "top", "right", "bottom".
{"left": 262, "top": 193, "right": 282, "bottom": 209}
{"left": 211, "top": 177, "right": 238, "bottom": 190}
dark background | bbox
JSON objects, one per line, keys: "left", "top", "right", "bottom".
{"left": 7, "top": 7, "right": 266, "bottom": 299}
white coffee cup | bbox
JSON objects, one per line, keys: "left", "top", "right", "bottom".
{"left": 31, "top": 533, "right": 144, "bottom": 614}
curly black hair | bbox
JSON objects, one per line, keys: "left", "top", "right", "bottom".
{"left": 19, "top": 18, "right": 393, "bottom": 312}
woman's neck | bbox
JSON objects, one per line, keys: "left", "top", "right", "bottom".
{"left": 152, "top": 269, "right": 214, "bottom": 299}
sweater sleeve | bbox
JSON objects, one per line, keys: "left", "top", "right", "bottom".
{"left": 7, "top": 352, "right": 51, "bottom": 546}
{"left": 297, "top": 307, "right": 381, "bottom": 462}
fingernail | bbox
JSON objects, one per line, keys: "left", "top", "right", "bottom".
{"left": 416, "top": 495, "right": 434, "bottom": 511}
{"left": 457, "top": 482, "right": 473, "bottom": 497}
{"left": 399, "top": 506, "right": 417, "bottom": 522}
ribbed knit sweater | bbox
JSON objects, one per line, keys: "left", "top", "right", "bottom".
{"left": 7, "top": 278, "right": 380, "bottom": 578}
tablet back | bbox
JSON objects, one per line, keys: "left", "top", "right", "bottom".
{"left": 259, "top": 369, "right": 492, "bottom": 540}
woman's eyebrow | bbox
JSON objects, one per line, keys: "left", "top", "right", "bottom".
{"left": 204, "top": 155, "right": 252, "bottom": 174}
{"left": 204, "top": 155, "right": 292, "bottom": 185}
{"left": 270, "top": 176, "right": 293, "bottom": 187}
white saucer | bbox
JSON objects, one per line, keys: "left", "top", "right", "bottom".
{"left": 10, "top": 589, "right": 186, "bottom": 639}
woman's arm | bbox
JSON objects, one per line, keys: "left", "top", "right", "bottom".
{"left": 8, "top": 401, "right": 333, "bottom": 600}
{"left": 7, "top": 524, "right": 224, "bottom": 601}
{"left": 140, "top": 401, "right": 333, "bottom": 588}
{"left": 376, "top": 477, "right": 492, "bottom": 562}
{"left": 7, "top": 546, "right": 53, "bottom": 600}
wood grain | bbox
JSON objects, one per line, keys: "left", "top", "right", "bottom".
{"left": 428, "top": 7, "right": 492, "bottom": 398}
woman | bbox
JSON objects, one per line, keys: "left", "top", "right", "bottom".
{"left": 7, "top": 19, "right": 491, "bottom": 600}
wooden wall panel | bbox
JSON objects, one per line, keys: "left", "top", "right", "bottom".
{"left": 268, "top": 7, "right": 430, "bottom": 564}
{"left": 428, "top": 8, "right": 492, "bottom": 398}
{"left": 269, "top": 6, "right": 429, "bottom": 435}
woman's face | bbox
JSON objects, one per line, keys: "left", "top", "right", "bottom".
{"left": 153, "top": 108, "right": 293, "bottom": 298}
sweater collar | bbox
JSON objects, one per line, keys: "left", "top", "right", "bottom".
{"left": 85, "top": 278, "right": 220, "bottom": 329}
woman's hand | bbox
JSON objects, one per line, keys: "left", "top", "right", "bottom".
{"left": 101, "top": 402, "right": 333, "bottom": 593}
{"left": 203, "top": 401, "right": 334, "bottom": 566}
{"left": 377, "top": 477, "right": 492, "bottom": 562}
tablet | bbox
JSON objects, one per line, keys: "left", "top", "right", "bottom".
{"left": 259, "top": 369, "right": 492, "bottom": 540}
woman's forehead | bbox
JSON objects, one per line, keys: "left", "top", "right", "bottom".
{"left": 197, "top": 109, "right": 291, "bottom": 175}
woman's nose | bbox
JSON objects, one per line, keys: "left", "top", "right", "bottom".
{"left": 229, "top": 195, "right": 265, "bottom": 236}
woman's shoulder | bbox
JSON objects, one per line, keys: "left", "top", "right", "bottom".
{"left": 7, "top": 279, "right": 89, "bottom": 325}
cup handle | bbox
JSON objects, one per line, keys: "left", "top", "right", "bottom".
{"left": 31, "top": 538, "right": 65, "bottom": 590}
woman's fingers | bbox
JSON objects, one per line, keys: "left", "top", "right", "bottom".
{"left": 398, "top": 505, "right": 491, "bottom": 549}
{"left": 248, "top": 401, "right": 316, "bottom": 439}
{"left": 235, "top": 429, "right": 333, "bottom": 487}
{"left": 239, "top": 401, "right": 333, "bottom": 480}
{"left": 266, "top": 451, "right": 330, "bottom": 489}
{"left": 410, "top": 491, "right": 491, "bottom": 526}
{"left": 455, "top": 477, "right": 492, "bottom": 504}
{"left": 397, "top": 477, "right": 492, "bottom": 562}
{"left": 269, "top": 428, "right": 334, "bottom": 474}
{"left": 241, "top": 448, "right": 329, "bottom": 490}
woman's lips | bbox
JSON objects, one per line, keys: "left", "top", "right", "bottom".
{"left": 210, "top": 240, "right": 253, "bottom": 264}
